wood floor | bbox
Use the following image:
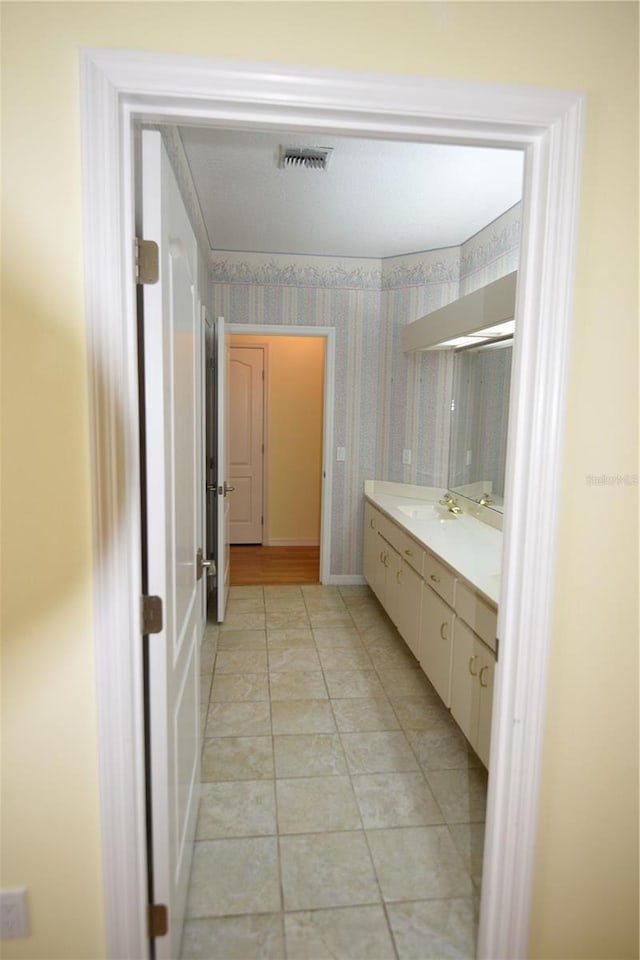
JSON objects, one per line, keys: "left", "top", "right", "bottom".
{"left": 230, "top": 544, "right": 320, "bottom": 585}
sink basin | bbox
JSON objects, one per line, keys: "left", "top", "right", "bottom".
{"left": 397, "top": 504, "right": 441, "bottom": 521}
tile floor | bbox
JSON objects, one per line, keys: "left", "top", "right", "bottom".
{"left": 181, "top": 584, "right": 487, "bottom": 960}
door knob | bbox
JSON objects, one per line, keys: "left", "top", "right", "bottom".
{"left": 224, "top": 482, "right": 235, "bottom": 495}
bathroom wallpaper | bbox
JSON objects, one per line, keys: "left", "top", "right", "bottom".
{"left": 154, "top": 125, "right": 521, "bottom": 576}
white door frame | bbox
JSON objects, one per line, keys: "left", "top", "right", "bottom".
{"left": 232, "top": 324, "right": 335, "bottom": 584}
{"left": 80, "top": 49, "right": 584, "bottom": 960}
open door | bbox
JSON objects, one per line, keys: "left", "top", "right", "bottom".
{"left": 215, "top": 315, "right": 231, "bottom": 621}
{"left": 140, "top": 130, "right": 204, "bottom": 959}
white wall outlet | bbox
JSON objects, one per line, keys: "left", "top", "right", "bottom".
{"left": 336, "top": 446, "right": 345, "bottom": 461}
{"left": 0, "top": 888, "right": 29, "bottom": 939}
{"left": 402, "top": 448, "right": 411, "bottom": 465}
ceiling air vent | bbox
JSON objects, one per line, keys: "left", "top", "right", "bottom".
{"left": 279, "top": 146, "right": 333, "bottom": 170}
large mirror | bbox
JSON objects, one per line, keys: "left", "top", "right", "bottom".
{"left": 448, "top": 340, "right": 513, "bottom": 512}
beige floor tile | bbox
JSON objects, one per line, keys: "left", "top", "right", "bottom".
{"left": 181, "top": 914, "right": 285, "bottom": 960}
{"left": 196, "top": 780, "right": 277, "bottom": 839}
{"left": 308, "top": 610, "right": 355, "bottom": 629}
{"left": 264, "top": 584, "right": 303, "bottom": 598}
{"left": 284, "top": 905, "right": 395, "bottom": 960}
{"left": 312, "top": 627, "right": 365, "bottom": 650}
{"left": 200, "top": 638, "right": 217, "bottom": 676}
{"left": 210, "top": 674, "right": 269, "bottom": 702}
{"left": 217, "top": 629, "right": 267, "bottom": 651}
{"left": 356, "top": 621, "right": 399, "bottom": 644}
{"left": 331, "top": 697, "right": 399, "bottom": 733}
{"left": 186, "top": 837, "right": 281, "bottom": 917}
{"left": 226, "top": 597, "right": 266, "bottom": 614}
{"left": 266, "top": 628, "right": 315, "bottom": 649}
{"left": 274, "top": 734, "right": 347, "bottom": 777}
{"left": 366, "top": 826, "right": 473, "bottom": 902}
{"left": 425, "top": 768, "right": 488, "bottom": 824}
{"left": 269, "top": 671, "right": 328, "bottom": 701}
{"left": 386, "top": 898, "right": 478, "bottom": 960}
{"left": 205, "top": 701, "right": 271, "bottom": 738}
{"left": 301, "top": 585, "right": 343, "bottom": 602}
{"left": 406, "top": 723, "right": 481, "bottom": 771}
{"left": 200, "top": 674, "right": 212, "bottom": 706}
{"left": 280, "top": 831, "right": 380, "bottom": 911}
{"left": 448, "top": 822, "right": 486, "bottom": 891}
{"left": 264, "top": 595, "right": 308, "bottom": 614}
{"left": 323, "top": 669, "right": 386, "bottom": 699}
{"left": 229, "top": 586, "right": 264, "bottom": 599}
{"left": 201, "top": 736, "right": 274, "bottom": 781}
{"left": 317, "top": 647, "right": 373, "bottom": 671}
{"left": 339, "top": 584, "right": 375, "bottom": 599}
{"left": 222, "top": 612, "right": 267, "bottom": 631}
{"left": 271, "top": 699, "right": 336, "bottom": 735}
{"left": 389, "top": 694, "right": 449, "bottom": 730}
{"left": 377, "top": 667, "right": 435, "bottom": 698}
{"left": 351, "top": 772, "right": 444, "bottom": 829}
{"left": 341, "top": 731, "right": 419, "bottom": 774}
{"left": 214, "top": 650, "right": 268, "bottom": 674}
{"left": 268, "top": 647, "right": 321, "bottom": 673}
{"left": 365, "top": 643, "right": 420, "bottom": 671}
{"left": 267, "top": 611, "right": 311, "bottom": 630}
{"left": 276, "top": 776, "right": 361, "bottom": 834}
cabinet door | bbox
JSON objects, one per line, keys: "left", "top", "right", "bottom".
{"left": 395, "top": 559, "right": 423, "bottom": 660}
{"left": 476, "top": 647, "right": 495, "bottom": 768}
{"left": 419, "top": 584, "right": 454, "bottom": 706}
{"left": 450, "top": 618, "right": 482, "bottom": 747}
{"left": 363, "top": 505, "right": 388, "bottom": 603}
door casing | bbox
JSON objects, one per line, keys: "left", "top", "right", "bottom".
{"left": 80, "top": 49, "right": 585, "bottom": 960}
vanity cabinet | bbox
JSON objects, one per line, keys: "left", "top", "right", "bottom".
{"left": 363, "top": 495, "right": 498, "bottom": 769}
{"left": 450, "top": 582, "right": 497, "bottom": 767}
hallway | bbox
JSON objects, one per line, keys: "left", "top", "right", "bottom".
{"left": 182, "top": 584, "right": 486, "bottom": 959}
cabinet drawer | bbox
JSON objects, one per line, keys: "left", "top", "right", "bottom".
{"left": 456, "top": 581, "right": 497, "bottom": 652}
{"left": 423, "top": 552, "right": 456, "bottom": 607}
{"left": 385, "top": 525, "right": 424, "bottom": 577}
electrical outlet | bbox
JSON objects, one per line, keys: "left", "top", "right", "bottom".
{"left": 0, "top": 889, "right": 29, "bottom": 939}
{"left": 402, "top": 449, "right": 411, "bottom": 465}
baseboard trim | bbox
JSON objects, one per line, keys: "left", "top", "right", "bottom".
{"left": 326, "top": 574, "right": 367, "bottom": 586}
{"left": 266, "top": 538, "right": 320, "bottom": 547}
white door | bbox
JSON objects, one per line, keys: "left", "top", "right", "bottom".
{"left": 229, "top": 346, "right": 264, "bottom": 543}
{"left": 141, "top": 130, "right": 204, "bottom": 959}
{"left": 215, "top": 316, "right": 231, "bottom": 621}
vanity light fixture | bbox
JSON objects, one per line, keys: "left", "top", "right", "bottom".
{"left": 402, "top": 270, "right": 517, "bottom": 352}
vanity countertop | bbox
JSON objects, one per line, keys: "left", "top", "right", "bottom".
{"left": 364, "top": 480, "right": 502, "bottom": 605}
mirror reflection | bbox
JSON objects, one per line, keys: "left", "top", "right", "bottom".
{"left": 448, "top": 340, "right": 513, "bottom": 512}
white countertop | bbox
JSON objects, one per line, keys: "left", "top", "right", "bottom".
{"left": 364, "top": 481, "right": 502, "bottom": 605}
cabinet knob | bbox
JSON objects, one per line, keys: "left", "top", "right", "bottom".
{"left": 405, "top": 548, "right": 413, "bottom": 557}
{"left": 468, "top": 655, "right": 479, "bottom": 677}
{"left": 430, "top": 574, "right": 440, "bottom": 584}
{"left": 370, "top": 519, "right": 375, "bottom": 529}
{"left": 479, "top": 665, "right": 489, "bottom": 688}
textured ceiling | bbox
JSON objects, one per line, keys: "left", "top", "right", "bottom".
{"left": 179, "top": 126, "right": 524, "bottom": 259}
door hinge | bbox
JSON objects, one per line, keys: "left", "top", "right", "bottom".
{"left": 141, "top": 595, "right": 163, "bottom": 634}
{"left": 135, "top": 237, "right": 159, "bottom": 284}
{"left": 148, "top": 903, "right": 168, "bottom": 938}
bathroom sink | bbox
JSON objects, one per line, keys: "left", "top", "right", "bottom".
{"left": 397, "top": 504, "right": 442, "bottom": 521}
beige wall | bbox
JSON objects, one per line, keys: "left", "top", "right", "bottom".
{"left": 1, "top": 3, "right": 637, "bottom": 958}
{"left": 230, "top": 335, "right": 324, "bottom": 543}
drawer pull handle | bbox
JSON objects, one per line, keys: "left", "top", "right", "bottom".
{"left": 479, "top": 665, "right": 489, "bottom": 688}
{"left": 440, "top": 622, "right": 448, "bottom": 641}
{"left": 370, "top": 518, "right": 375, "bottom": 529}
{"left": 404, "top": 548, "right": 413, "bottom": 557}
{"left": 468, "top": 655, "right": 479, "bottom": 677}
{"left": 383, "top": 553, "right": 390, "bottom": 568}
{"left": 430, "top": 574, "right": 441, "bottom": 584}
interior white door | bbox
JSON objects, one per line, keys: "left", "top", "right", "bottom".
{"left": 215, "top": 315, "right": 230, "bottom": 621}
{"left": 203, "top": 306, "right": 216, "bottom": 612}
{"left": 141, "top": 129, "right": 204, "bottom": 959}
{"left": 229, "top": 346, "right": 264, "bottom": 543}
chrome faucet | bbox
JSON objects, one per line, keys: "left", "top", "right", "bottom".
{"left": 479, "top": 492, "right": 494, "bottom": 506}
{"left": 439, "top": 493, "right": 463, "bottom": 515}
